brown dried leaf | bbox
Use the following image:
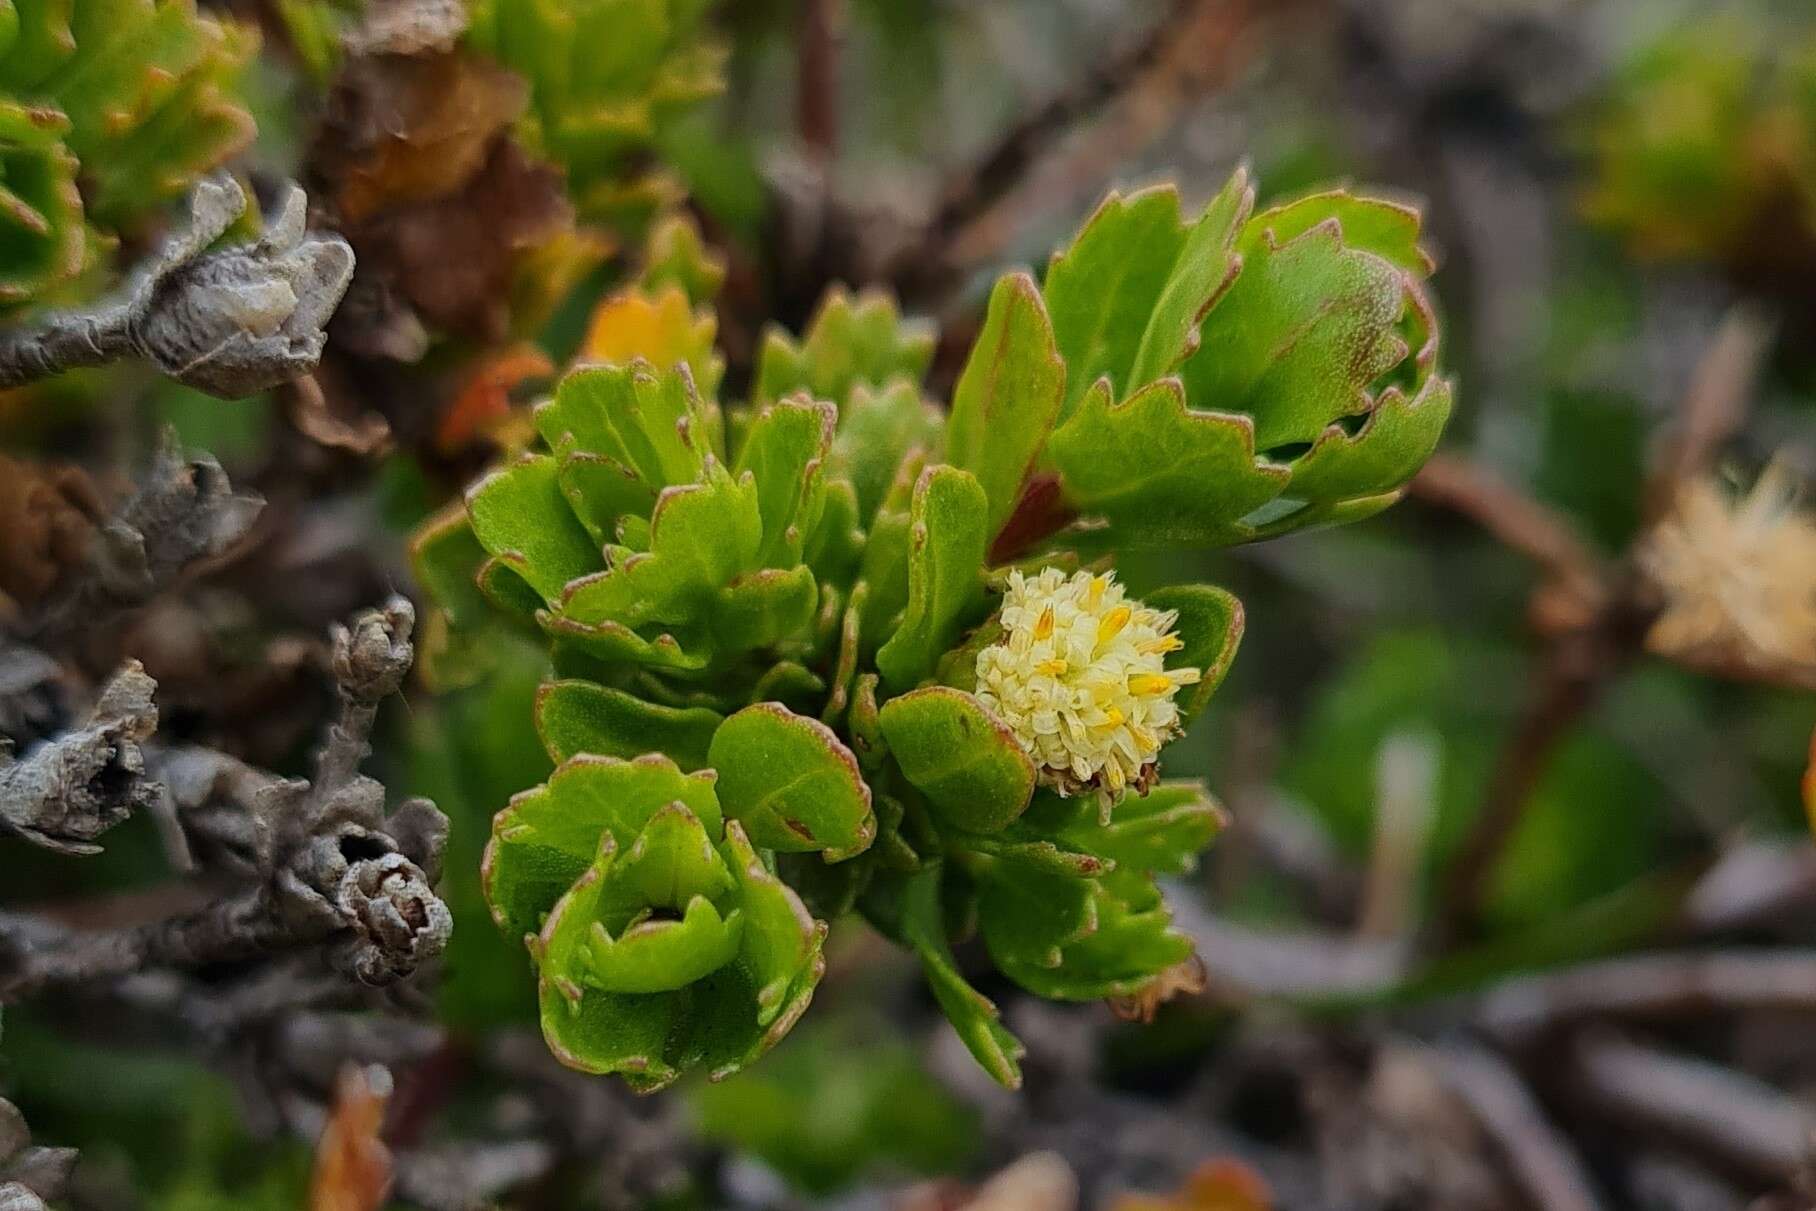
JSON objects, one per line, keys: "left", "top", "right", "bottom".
{"left": 345, "top": 138, "right": 574, "bottom": 343}
{"left": 310, "top": 1064, "right": 394, "bottom": 1211}
{"left": 0, "top": 457, "right": 106, "bottom": 611}
{"left": 318, "top": 50, "right": 526, "bottom": 225}
{"left": 1111, "top": 1159, "right": 1274, "bottom": 1211}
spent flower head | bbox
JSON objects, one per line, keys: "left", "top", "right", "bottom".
{"left": 976, "top": 568, "right": 1200, "bottom": 805}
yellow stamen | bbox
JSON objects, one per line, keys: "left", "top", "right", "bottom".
{"left": 1097, "top": 605, "right": 1132, "bottom": 646}
{"left": 1101, "top": 707, "right": 1124, "bottom": 727}
{"left": 1128, "top": 673, "right": 1172, "bottom": 696}
{"left": 1140, "top": 635, "right": 1185, "bottom": 655}
{"left": 1036, "top": 657, "right": 1068, "bottom": 676}
{"left": 1087, "top": 574, "right": 1108, "bottom": 606}
{"left": 1033, "top": 606, "right": 1055, "bottom": 640}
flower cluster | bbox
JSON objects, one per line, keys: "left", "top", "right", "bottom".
{"left": 976, "top": 568, "right": 1199, "bottom": 804}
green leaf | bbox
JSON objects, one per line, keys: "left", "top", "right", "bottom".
{"left": 864, "top": 865, "right": 1023, "bottom": 1089}
{"left": 1181, "top": 199, "right": 1418, "bottom": 451}
{"left": 877, "top": 687, "right": 1035, "bottom": 834}
{"left": 830, "top": 381, "right": 944, "bottom": 523}
{"left": 754, "top": 286, "right": 934, "bottom": 406}
{"left": 1143, "top": 584, "right": 1244, "bottom": 723}
{"left": 1048, "top": 377, "right": 1289, "bottom": 547}
{"left": 733, "top": 397, "right": 835, "bottom": 566}
{"left": 874, "top": 466, "right": 991, "bottom": 692}
{"left": 535, "top": 361, "right": 717, "bottom": 493}
{"left": 709, "top": 703, "right": 876, "bottom": 859}
{"left": 535, "top": 678, "right": 722, "bottom": 769}
{"left": 484, "top": 753, "right": 724, "bottom": 939}
{"left": 993, "top": 871, "right": 1192, "bottom": 1001}
{"left": 1044, "top": 186, "right": 1188, "bottom": 420}
{"left": 721, "top": 820, "right": 824, "bottom": 1023}
{"left": 946, "top": 272, "right": 1066, "bottom": 538}
{"left": 534, "top": 836, "right": 684, "bottom": 1087}
{"left": 641, "top": 211, "right": 726, "bottom": 304}
{"left": 1020, "top": 782, "right": 1226, "bottom": 877}
{"left": 466, "top": 455, "right": 602, "bottom": 601}
{"left": 1126, "top": 167, "right": 1253, "bottom": 390}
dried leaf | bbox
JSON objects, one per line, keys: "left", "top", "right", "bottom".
{"left": 0, "top": 457, "right": 105, "bottom": 610}
{"left": 435, "top": 345, "right": 555, "bottom": 454}
{"left": 1111, "top": 1159, "right": 1273, "bottom": 1211}
{"left": 309, "top": 1064, "right": 394, "bottom": 1211}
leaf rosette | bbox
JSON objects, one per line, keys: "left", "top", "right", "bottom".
{"left": 484, "top": 753, "right": 827, "bottom": 1091}
{"left": 419, "top": 165, "right": 1454, "bottom": 1089}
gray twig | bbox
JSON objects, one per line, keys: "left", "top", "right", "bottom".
{"left": 0, "top": 176, "right": 353, "bottom": 398}
{"left": 0, "top": 599, "right": 449, "bottom": 1002}
{"left": 26, "top": 428, "right": 263, "bottom": 646}
{"left": 0, "top": 662, "right": 158, "bottom": 854}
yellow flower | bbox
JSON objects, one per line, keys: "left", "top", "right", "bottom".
{"left": 1638, "top": 464, "right": 1816, "bottom": 688}
{"left": 975, "top": 568, "right": 1199, "bottom": 805}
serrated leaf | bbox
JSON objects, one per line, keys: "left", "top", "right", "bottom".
{"left": 1021, "top": 782, "right": 1226, "bottom": 877}
{"left": 993, "top": 871, "right": 1192, "bottom": 1001}
{"left": 947, "top": 272, "right": 1066, "bottom": 539}
{"left": 535, "top": 678, "right": 722, "bottom": 769}
{"left": 1181, "top": 204, "right": 1416, "bottom": 451}
{"left": 1048, "top": 377, "right": 1289, "bottom": 547}
{"left": 536, "top": 361, "right": 718, "bottom": 494}
{"left": 1126, "top": 167, "right": 1253, "bottom": 390}
{"left": 709, "top": 703, "right": 875, "bottom": 858}
{"left": 831, "top": 381, "right": 944, "bottom": 523}
{"left": 721, "top": 820, "right": 822, "bottom": 1023}
{"left": 875, "top": 466, "right": 991, "bottom": 692}
{"left": 733, "top": 397, "right": 835, "bottom": 566}
{"left": 1044, "top": 186, "right": 1188, "bottom": 420}
{"left": 878, "top": 687, "right": 1035, "bottom": 834}
{"left": 579, "top": 284, "right": 724, "bottom": 399}
{"left": 641, "top": 211, "right": 725, "bottom": 304}
{"left": 1143, "top": 584, "right": 1244, "bottom": 723}
{"left": 754, "top": 286, "right": 934, "bottom": 406}
{"left": 484, "top": 753, "right": 723, "bottom": 938}
{"left": 467, "top": 455, "right": 602, "bottom": 601}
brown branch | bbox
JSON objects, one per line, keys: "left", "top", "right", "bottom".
{"left": 1642, "top": 305, "right": 1775, "bottom": 528}
{"left": 891, "top": 0, "right": 1286, "bottom": 300}
{"left": 796, "top": 0, "right": 843, "bottom": 163}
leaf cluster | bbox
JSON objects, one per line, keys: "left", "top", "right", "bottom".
{"left": 414, "top": 165, "right": 1454, "bottom": 1088}
{"left": 0, "top": 0, "right": 256, "bottom": 309}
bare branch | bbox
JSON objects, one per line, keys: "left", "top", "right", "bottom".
{"left": 27, "top": 429, "right": 262, "bottom": 646}
{"left": 1571, "top": 1030, "right": 1814, "bottom": 1183}
{"left": 0, "top": 599, "right": 449, "bottom": 1002}
{"left": 1477, "top": 951, "right": 1816, "bottom": 1042}
{"left": 1422, "top": 1042, "right": 1607, "bottom": 1211}
{"left": 0, "top": 176, "right": 354, "bottom": 398}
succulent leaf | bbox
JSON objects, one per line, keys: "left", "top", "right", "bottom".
{"left": 708, "top": 702, "right": 874, "bottom": 858}
{"left": 754, "top": 286, "right": 936, "bottom": 408}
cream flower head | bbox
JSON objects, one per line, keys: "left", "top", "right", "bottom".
{"left": 975, "top": 567, "right": 1200, "bottom": 806}
{"left": 1639, "top": 464, "right": 1816, "bottom": 688}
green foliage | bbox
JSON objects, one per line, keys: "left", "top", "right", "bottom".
{"left": 1043, "top": 170, "right": 1453, "bottom": 547}
{"left": 0, "top": 0, "right": 257, "bottom": 309}
{"left": 418, "top": 164, "right": 1453, "bottom": 1088}
{"left": 466, "top": 0, "right": 725, "bottom": 228}
{"left": 1581, "top": 16, "right": 1816, "bottom": 263}
{"left": 690, "top": 1013, "right": 980, "bottom": 1194}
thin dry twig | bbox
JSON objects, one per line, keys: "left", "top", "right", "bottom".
{"left": 1571, "top": 1030, "right": 1815, "bottom": 1183}
{"left": 1423, "top": 1042, "right": 1607, "bottom": 1211}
